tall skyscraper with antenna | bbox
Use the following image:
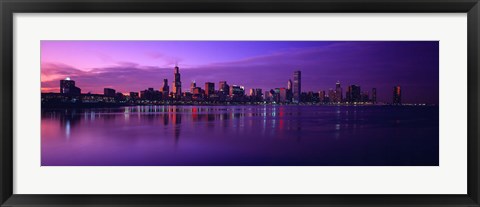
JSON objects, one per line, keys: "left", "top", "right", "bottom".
{"left": 172, "top": 63, "right": 182, "bottom": 98}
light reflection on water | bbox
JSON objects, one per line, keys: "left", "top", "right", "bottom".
{"left": 41, "top": 105, "right": 439, "bottom": 166}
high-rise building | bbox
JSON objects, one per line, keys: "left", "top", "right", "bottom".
{"left": 319, "top": 90, "right": 326, "bottom": 103}
{"left": 190, "top": 81, "right": 196, "bottom": 92}
{"left": 219, "top": 81, "right": 229, "bottom": 95}
{"left": 60, "top": 77, "right": 81, "bottom": 95}
{"left": 269, "top": 89, "right": 276, "bottom": 102}
{"left": 229, "top": 85, "right": 245, "bottom": 97}
{"left": 172, "top": 64, "right": 182, "bottom": 98}
{"left": 254, "top": 88, "right": 262, "bottom": 102}
{"left": 273, "top": 88, "right": 281, "bottom": 103}
{"left": 287, "top": 79, "right": 293, "bottom": 102}
{"left": 328, "top": 89, "right": 335, "bottom": 103}
{"left": 335, "top": 81, "right": 343, "bottom": 102}
{"left": 249, "top": 88, "right": 263, "bottom": 100}
{"left": 279, "top": 88, "right": 287, "bottom": 103}
{"left": 104, "top": 88, "right": 116, "bottom": 97}
{"left": 293, "top": 71, "right": 301, "bottom": 103}
{"left": 192, "top": 87, "right": 203, "bottom": 100}
{"left": 346, "top": 85, "right": 361, "bottom": 103}
{"left": 161, "top": 79, "right": 169, "bottom": 98}
{"left": 393, "top": 86, "right": 401, "bottom": 105}
{"left": 205, "top": 82, "right": 215, "bottom": 97}
{"left": 264, "top": 89, "right": 271, "bottom": 102}
{"left": 372, "top": 88, "right": 377, "bottom": 104}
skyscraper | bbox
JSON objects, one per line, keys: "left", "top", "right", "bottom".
{"left": 230, "top": 85, "right": 244, "bottom": 97}
{"left": 279, "top": 88, "right": 287, "bottom": 103}
{"left": 287, "top": 79, "right": 293, "bottom": 102}
{"left": 335, "top": 81, "right": 343, "bottom": 102}
{"left": 372, "top": 88, "right": 377, "bottom": 104}
{"left": 328, "top": 89, "right": 335, "bottom": 103}
{"left": 60, "top": 77, "right": 81, "bottom": 95}
{"left": 393, "top": 86, "right": 401, "bottom": 105}
{"left": 254, "top": 88, "right": 263, "bottom": 101}
{"left": 264, "top": 89, "right": 271, "bottom": 102}
{"left": 219, "top": 81, "right": 229, "bottom": 96}
{"left": 172, "top": 64, "right": 182, "bottom": 98}
{"left": 293, "top": 71, "right": 301, "bottom": 103}
{"left": 205, "top": 82, "right": 215, "bottom": 97}
{"left": 190, "top": 81, "right": 196, "bottom": 92}
{"left": 346, "top": 85, "right": 361, "bottom": 103}
{"left": 161, "top": 79, "right": 169, "bottom": 98}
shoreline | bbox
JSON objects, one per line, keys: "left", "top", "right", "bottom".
{"left": 41, "top": 102, "right": 435, "bottom": 109}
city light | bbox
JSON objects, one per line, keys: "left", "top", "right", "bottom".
{"left": 42, "top": 65, "right": 409, "bottom": 107}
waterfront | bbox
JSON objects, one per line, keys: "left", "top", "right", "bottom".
{"left": 41, "top": 105, "right": 439, "bottom": 166}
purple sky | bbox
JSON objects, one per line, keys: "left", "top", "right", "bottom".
{"left": 41, "top": 41, "right": 439, "bottom": 104}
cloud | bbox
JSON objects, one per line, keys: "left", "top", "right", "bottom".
{"left": 41, "top": 41, "right": 438, "bottom": 104}
{"left": 146, "top": 51, "right": 183, "bottom": 67}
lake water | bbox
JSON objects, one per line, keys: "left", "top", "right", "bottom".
{"left": 41, "top": 105, "right": 439, "bottom": 166}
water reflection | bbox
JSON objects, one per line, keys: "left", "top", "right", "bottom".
{"left": 41, "top": 105, "right": 439, "bottom": 166}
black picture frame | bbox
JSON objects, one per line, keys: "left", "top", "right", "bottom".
{"left": 1, "top": 0, "right": 479, "bottom": 206}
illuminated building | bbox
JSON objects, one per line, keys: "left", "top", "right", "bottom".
{"left": 249, "top": 88, "right": 263, "bottom": 101}
{"left": 230, "top": 85, "right": 245, "bottom": 99}
{"left": 293, "top": 71, "right": 301, "bottom": 103}
{"left": 60, "top": 77, "right": 81, "bottom": 95}
{"left": 219, "top": 81, "right": 229, "bottom": 95}
{"left": 393, "top": 86, "right": 401, "bottom": 105}
{"left": 205, "top": 82, "right": 215, "bottom": 97}
{"left": 192, "top": 87, "right": 203, "bottom": 99}
{"left": 372, "top": 88, "right": 377, "bottom": 104}
{"left": 172, "top": 64, "right": 182, "bottom": 98}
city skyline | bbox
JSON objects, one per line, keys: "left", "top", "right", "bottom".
{"left": 47, "top": 67, "right": 401, "bottom": 105}
{"left": 41, "top": 41, "right": 439, "bottom": 104}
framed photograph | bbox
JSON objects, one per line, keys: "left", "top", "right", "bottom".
{"left": 1, "top": 0, "right": 479, "bottom": 206}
